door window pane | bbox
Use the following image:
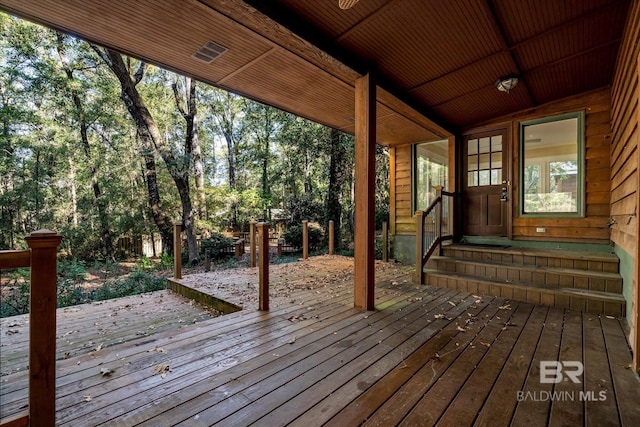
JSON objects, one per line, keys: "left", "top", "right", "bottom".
{"left": 520, "top": 113, "right": 583, "bottom": 215}
{"left": 479, "top": 137, "right": 490, "bottom": 153}
{"left": 479, "top": 170, "right": 490, "bottom": 186}
{"left": 491, "top": 169, "right": 502, "bottom": 185}
{"left": 468, "top": 136, "right": 502, "bottom": 187}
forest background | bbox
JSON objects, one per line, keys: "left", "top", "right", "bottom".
{"left": 0, "top": 15, "right": 389, "bottom": 315}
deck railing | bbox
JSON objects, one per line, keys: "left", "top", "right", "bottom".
{"left": 415, "top": 186, "right": 455, "bottom": 284}
{"left": 0, "top": 230, "right": 63, "bottom": 427}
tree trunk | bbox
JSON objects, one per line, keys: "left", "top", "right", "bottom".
{"left": 57, "top": 35, "right": 115, "bottom": 259}
{"left": 95, "top": 46, "right": 198, "bottom": 262}
{"left": 174, "top": 77, "right": 206, "bottom": 221}
{"left": 325, "top": 128, "right": 347, "bottom": 249}
{"left": 68, "top": 157, "right": 79, "bottom": 226}
{"left": 138, "top": 130, "right": 174, "bottom": 255}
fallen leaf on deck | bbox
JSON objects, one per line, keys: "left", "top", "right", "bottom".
{"left": 95, "top": 344, "right": 103, "bottom": 352}
{"left": 499, "top": 304, "right": 511, "bottom": 310}
{"left": 83, "top": 395, "right": 92, "bottom": 402}
{"left": 7, "top": 322, "right": 21, "bottom": 327}
{"left": 148, "top": 346, "right": 167, "bottom": 354}
{"left": 448, "top": 301, "right": 457, "bottom": 307}
{"left": 288, "top": 337, "right": 296, "bottom": 344}
{"left": 434, "top": 314, "right": 445, "bottom": 319}
{"left": 99, "top": 368, "right": 113, "bottom": 377}
{"left": 480, "top": 342, "right": 491, "bottom": 348}
{"left": 605, "top": 315, "right": 615, "bottom": 319}
{"left": 6, "top": 330, "right": 19, "bottom": 335}
{"left": 152, "top": 364, "right": 171, "bottom": 378}
{"left": 456, "top": 326, "right": 466, "bottom": 332}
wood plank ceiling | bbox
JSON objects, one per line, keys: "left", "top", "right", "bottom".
{"left": 0, "top": 0, "right": 630, "bottom": 144}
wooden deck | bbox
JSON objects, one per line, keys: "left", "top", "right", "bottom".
{"left": 1, "top": 256, "right": 639, "bottom": 426}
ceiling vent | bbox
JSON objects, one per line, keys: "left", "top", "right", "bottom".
{"left": 192, "top": 41, "right": 228, "bottom": 63}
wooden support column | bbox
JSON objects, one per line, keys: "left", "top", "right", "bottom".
{"left": 354, "top": 72, "right": 376, "bottom": 310}
{"left": 415, "top": 210, "right": 424, "bottom": 285}
{"left": 25, "top": 229, "right": 63, "bottom": 427}
{"left": 250, "top": 221, "right": 257, "bottom": 268}
{"left": 173, "top": 222, "right": 182, "bottom": 279}
{"left": 328, "top": 220, "right": 335, "bottom": 255}
{"left": 258, "top": 223, "right": 269, "bottom": 311}
{"left": 382, "top": 221, "right": 388, "bottom": 262}
{"left": 634, "top": 55, "right": 640, "bottom": 373}
{"left": 302, "top": 220, "right": 309, "bottom": 260}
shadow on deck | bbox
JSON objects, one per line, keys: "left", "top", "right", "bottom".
{"left": 1, "top": 255, "right": 639, "bottom": 426}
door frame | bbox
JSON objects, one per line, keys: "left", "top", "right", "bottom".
{"left": 460, "top": 123, "right": 513, "bottom": 239}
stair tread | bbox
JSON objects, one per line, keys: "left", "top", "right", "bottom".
{"left": 429, "top": 255, "right": 622, "bottom": 280}
{"left": 445, "top": 243, "right": 618, "bottom": 263}
{"left": 423, "top": 269, "right": 626, "bottom": 302}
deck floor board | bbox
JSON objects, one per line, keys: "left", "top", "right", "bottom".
{"left": 1, "top": 255, "right": 638, "bottom": 426}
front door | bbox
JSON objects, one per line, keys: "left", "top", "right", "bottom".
{"left": 463, "top": 129, "right": 510, "bottom": 236}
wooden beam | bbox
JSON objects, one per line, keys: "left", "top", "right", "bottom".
{"left": 354, "top": 72, "right": 376, "bottom": 310}
{"left": 634, "top": 54, "right": 640, "bottom": 373}
{"left": 389, "top": 146, "right": 397, "bottom": 236}
{"left": 24, "top": 229, "right": 63, "bottom": 427}
{"left": 258, "top": 223, "right": 269, "bottom": 311}
{"left": 0, "top": 250, "right": 30, "bottom": 269}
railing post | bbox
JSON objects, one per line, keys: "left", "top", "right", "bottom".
{"left": 205, "top": 250, "right": 211, "bottom": 272}
{"left": 277, "top": 238, "right": 283, "bottom": 257}
{"left": 382, "top": 221, "right": 388, "bottom": 262}
{"left": 173, "top": 222, "right": 182, "bottom": 279}
{"left": 415, "top": 210, "right": 424, "bottom": 285}
{"left": 434, "top": 185, "right": 443, "bottom": 256}
{"left": 25, "top": 229, "right": 63, "bottom": 427}
{"left": 234, "top": 240, "right": 243, "bottom": 259}
{"left": 258, "top": 223, "right": 269, "bottom": 310}
{"left": 328, "top": 220, "right": 334, "bottom": 255}
{"left": 250, "top": 221, "right": 257, "bottom": 268}
{"left": 302, "top": 220, "right": 309, "bottom": 260}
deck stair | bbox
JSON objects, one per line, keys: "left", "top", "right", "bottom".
{"left": 424, "top": 243, "right": 626, "bottom": 317}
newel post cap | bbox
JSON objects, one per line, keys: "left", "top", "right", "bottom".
{"left": 25, "top": 229, "right": 63, "bottom": 248}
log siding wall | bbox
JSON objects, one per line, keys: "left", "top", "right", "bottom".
{"left": 610, "top": 0, "right": 639, "bottom": 369}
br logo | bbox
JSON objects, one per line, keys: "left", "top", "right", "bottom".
{"left": 539, "top": 361, "right": 584, "bottom": 384}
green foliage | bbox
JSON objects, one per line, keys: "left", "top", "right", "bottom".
{"left": 0, "top": 275, "right": 30, "bottom": 317}
{"left": 283, "top": 224, "right": 323, "bottom": 250}
{"left": 200, "top": 232, "right": 235, "bottom": 257}
{"left": 136, "top": 255, "right": 156, "bottom": 271}
{"left": 58, "top": 259, "right": 87, "bottom": 282}
{"left": 159, "top": 253, "right": 173, "bottom": 269}
{"left": 284, "top": 195, "right": 324, "bottom": 227}
{"left": 0, "top": 259, "right": 167, "bottom": 318}
{"left": 89, "top": 272, "right": 166, "bottom": 301}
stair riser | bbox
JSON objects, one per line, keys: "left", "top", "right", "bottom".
{"left": 428, "top": 258, "right": 623, "bottom": 294}
{"left": 442, "top": 248, "right": 619, "bottom": 273}
{"left": 425, "top": 273, "right": 625, "bottom": 317}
